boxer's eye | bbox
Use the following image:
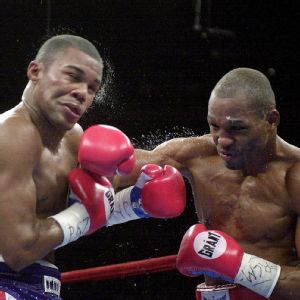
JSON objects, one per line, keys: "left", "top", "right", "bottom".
{"left": 230, "top": 125, "right": 246, "bottom": 131}
{"left": 88, "top": 85, "right": 98, "bottom": 95}
{"left": 67, "top": 73, "right": 80, "bottom": 81}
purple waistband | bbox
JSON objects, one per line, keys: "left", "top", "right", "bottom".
{"left": 0, "top": 261, "right": 62, "bottom": 298}
{"left": 0, "top": 261, "right": 60, "bottom": 284}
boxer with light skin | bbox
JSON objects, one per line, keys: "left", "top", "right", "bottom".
{"left": 0, "top": 34, "right": 186, "bottom": 300}
{"left": 116, "top": 68, "right": 300, "bottom": 299}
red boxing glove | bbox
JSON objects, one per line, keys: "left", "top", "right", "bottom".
{"left": 176, "top": 224, "right": 281, "bottom": 298}
{"left": 139, "top": 164, "right": 186, "bottom": 218}
{"left": 78, "top": 124, "right": 135, "bottom": 176}
{"left": 68, "top": 168, "right": 114, "bottom": 233}
{"left": 107, "top": 164, "right": 186, "bottom": 226}
{"left": 50, "top": 168, "right": 115, "bottom": 247}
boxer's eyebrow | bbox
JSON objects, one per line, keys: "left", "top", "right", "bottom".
{"left": 228, "top": 120, "right": 245, "bottom": 125}
{"left": 207, "top": 115, "right": 248, "bottom": 130}
{"left": 64, "top": 65, "right": 83, "bottom": 74}
{"left": 228, "top": 121, "right": 248, "bottom": 130}
{"left": 64, "top": 65, "right": 101, "bottom": 85}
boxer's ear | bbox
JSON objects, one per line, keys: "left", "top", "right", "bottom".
{"left": 266, "top": 109, "right": 280, "bottom": 127}
{"left": 27, "top": 60, "right": 42, "bottom": 83}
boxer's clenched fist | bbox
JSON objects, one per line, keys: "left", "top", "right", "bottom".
{"left": 50, "top": 168, "right": 115, "bottom": 248}
{"left": 78, "top": 124, "right": 135, "bottom": 176}
{"left": 107, "top": 164, "right": 186, "bottom": 225}
{"left": 176, "top": 224, "right": 281, "bottom": 298}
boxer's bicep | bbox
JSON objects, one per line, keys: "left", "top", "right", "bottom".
{"left": 0, "top": 172, "right": 37, "bottom": 252}
{"left": 0, "top": 136, "right": 41, "bottom": 267}
{"left": 286, "top": 163, "right": 300, "bottom": 257}
{"left": 114, "top": 136, "right": 208, "bottom": 189}
{"left": 152, "top": 138, "right": 187, "bottom": 167}
{"left": 287, "top": 163, "right": 300, "bottom": 212}
{"left": 114, "top": 143, "right": 186, "bottom": 189}
{"left": 113, "top": 149, "right": 158, "bottom": 188}
{"left": 295, "top": 218, "right": 300, "bottom": 258}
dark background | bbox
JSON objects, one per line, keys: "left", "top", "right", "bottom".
{"left": 1, "top": 1, "right": 299, "bottom": 299}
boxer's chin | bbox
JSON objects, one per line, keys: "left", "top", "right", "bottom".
{"left": 224, "top": 159, "right": 243, "bottom": 170}
{"left": 225, "top": 163, "right": 239, "bottom": 170}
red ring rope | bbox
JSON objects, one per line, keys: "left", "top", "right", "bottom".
{"left": 61, "top": 255, "right": 177, "bottom": 284}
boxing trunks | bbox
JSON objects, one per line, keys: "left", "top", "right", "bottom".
{"left": 196, "top": 283, "right": 268, "bottom": 300}
{"left": 0, "top": 256, "right": 62, "bottom": 300}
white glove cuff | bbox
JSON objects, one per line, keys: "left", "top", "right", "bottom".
{"left": 106, "top": 186, "right": 141, "bottom": 226}
{"left": 50, "top": 202, "right": 90, "bottom": 248}
{"left": 235, "top": 252, "right": 281, "bottom": 298}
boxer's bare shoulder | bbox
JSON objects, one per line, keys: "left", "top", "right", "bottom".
{"left": 1, "top": 104, "right": 83, "bottom": 152}
{"left": 278, "top": 136, "right": 300, "bottom": 160}
{"left": 279, "top": 138, "right": 300, "bottom": 213}
{"left": 0, "top": 106, "right": 42, "bottom": 164}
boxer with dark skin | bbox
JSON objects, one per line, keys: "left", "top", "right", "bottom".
{"left": 115, "top": 68, "right": 300, "bottom": 299}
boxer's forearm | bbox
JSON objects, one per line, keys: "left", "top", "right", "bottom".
{"left": 113, "top": 149, "right": 157, "bottom": 189}
{"left": 271, "top": 266, "right": 300, "bottom": 299}
{"left": 113, "top": 148, "right": 180, "bottom": 190}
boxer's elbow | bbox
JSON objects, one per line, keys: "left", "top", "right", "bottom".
{"left": 3, "top": 252, "right": 30, "bottom": 271}
{"left": 2, "top": 230, "right": 40, "bottom": 271}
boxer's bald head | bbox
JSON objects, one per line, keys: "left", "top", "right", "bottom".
{"left": 210, "top": 68, "right": 276, "bottom": 118}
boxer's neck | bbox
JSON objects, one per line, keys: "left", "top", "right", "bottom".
{"left": 22, "top": 98, "right": 65, "bottom": 151}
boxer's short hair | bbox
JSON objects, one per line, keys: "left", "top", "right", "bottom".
{"left": 35, "top": 34, "right": 103, "bottom": 68}
{"left": 211, "top": 68, "right": 276, "bottom": 118}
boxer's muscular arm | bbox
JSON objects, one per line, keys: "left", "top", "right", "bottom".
{"left": 269, "top": 162, "right": 300, "bottom": 299}
{"left": 113, "top": 136, "right": 208, "bottom": 189}
{"left": 0, "top": 126, "right": 64, "bottom": 271}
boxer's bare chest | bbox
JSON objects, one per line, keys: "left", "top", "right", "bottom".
{"left": 189, "top": 157, "right": 295, "bottom": 246}
{"left": 33, "top": 141, "right": 78, "bottom": 217}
